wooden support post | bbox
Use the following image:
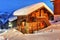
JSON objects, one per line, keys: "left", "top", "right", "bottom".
{"left": 44, "top": 12, "right": 49, "bottom": 20}
{"left": 37, "top": 18, "right": 38, "bottom": 32}
{"left": 17, "top": 16, "right": 21, "bottom": 31}
{"left": 35, "top": 9, "right": 41, "bottom": 18}
{"left": 41, "top": 9, "right": 44, "bottom": 17}
{"left": 25, "top": 16, "right": 30, "bottom": 33}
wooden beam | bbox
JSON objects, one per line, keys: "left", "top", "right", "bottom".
{"left": 41, "top": 9, "right": 44, "bottom": 17}
{"left": 44, "top": 12, "right": 49, "bottom": 20}
{"left": 35, "top": 9, "right": 41, "bottom": 18}
{"left": 17, "top": 16, "right": 22, "bottom": 31}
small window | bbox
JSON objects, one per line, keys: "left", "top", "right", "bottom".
{"left": 50, "top": 16, "right": 54, "bottom": 21}
{"left": 30, "top": 17, "right": 36, "bottom": 22}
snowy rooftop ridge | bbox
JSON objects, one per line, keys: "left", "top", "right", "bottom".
{"left": 13, "top": 2, "right": 54, "bottom": 16}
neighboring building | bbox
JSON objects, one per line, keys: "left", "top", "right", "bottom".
{"left": 54, "top": 0, "right": 60, "bottom": 15}
{"left": 8, "top": 16, "right": 17, "bottom": 28}
{"left": 13, "top": 2, "right": 54, "bottom": 33}
{"left": 50, "top": 0, "right": 60, "bottom": 21}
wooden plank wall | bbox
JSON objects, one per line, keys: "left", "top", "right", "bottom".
{"left": 17, "top": 9, "right": 51, "bottom": 33}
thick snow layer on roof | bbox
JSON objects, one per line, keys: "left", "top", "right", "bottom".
{"left": 14, "top": 2, "right": 54, "bottom": 16}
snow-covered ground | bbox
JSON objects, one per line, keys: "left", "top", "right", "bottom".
{"left": 0, "top": 29, "right": 9, "bottom": 35}
{"left": 1, "top": 18, "right": 60, "bottom": 40}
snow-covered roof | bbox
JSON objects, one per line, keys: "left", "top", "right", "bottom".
{"left": 13, "top": 2, "right": 54, "bottom": 16}
{"left": 50, "top": 0, "right": 54, "bottom": 2}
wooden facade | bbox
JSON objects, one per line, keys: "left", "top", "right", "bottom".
{"left": 17, "top": 9, "right": 53, "bottom": 33}
{"left": 14, "top": 2, "right": 54, "bottom": 33}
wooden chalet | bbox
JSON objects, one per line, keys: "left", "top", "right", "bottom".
{"left": 13, "top": 2, "right": 54, "bottom": 33}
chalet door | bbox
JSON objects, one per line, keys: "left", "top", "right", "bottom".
{"left": 37, "top": 21, "right": 45, "bottom": 29}
{"left": 21, "top": 18, "right": 27, "bottom": 33}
